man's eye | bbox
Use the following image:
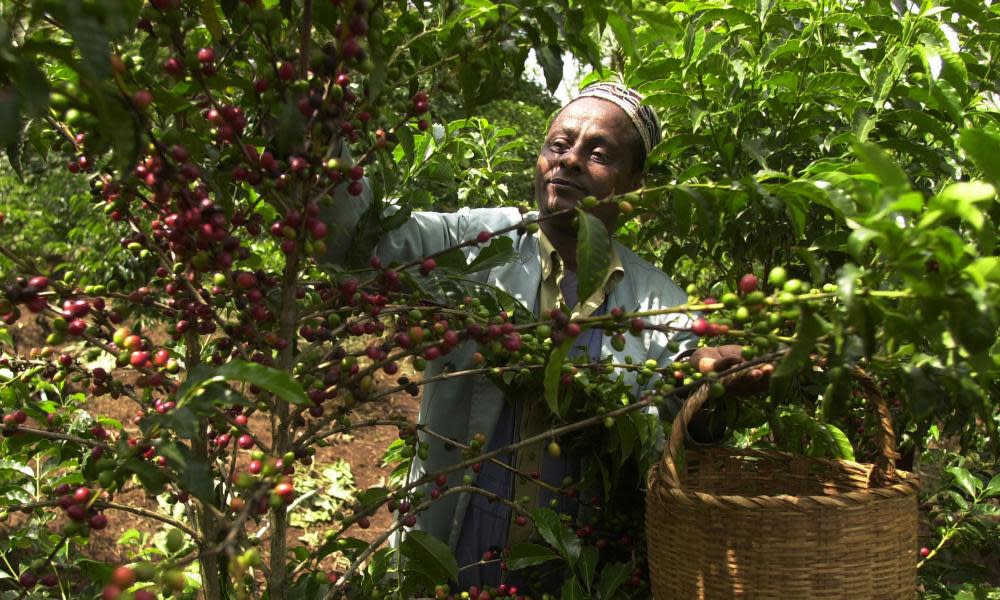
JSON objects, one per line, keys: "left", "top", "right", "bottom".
{"left": 591, "top": 151, "right": 608, "bottom": 163}
{"left": 548, "top": 140, "right": 568, "bottom": 152}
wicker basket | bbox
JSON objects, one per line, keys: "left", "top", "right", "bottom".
{"left": 646, "top": 369, "right": 920, "bottom": 599}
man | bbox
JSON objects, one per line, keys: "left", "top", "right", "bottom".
{"left": 325, "top": 82, "right": 742, "bottom": 587}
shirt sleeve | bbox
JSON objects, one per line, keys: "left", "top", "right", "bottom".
{"left": 319, "top": 150, "right": 513, "bottom": 266}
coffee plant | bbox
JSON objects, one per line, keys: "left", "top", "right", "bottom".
{"left": 0, "top": 0, "right": 998, "bottom": 599}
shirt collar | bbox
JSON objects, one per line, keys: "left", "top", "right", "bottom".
{"left": 537, "top": 228, "right": 624, "bottom": 293}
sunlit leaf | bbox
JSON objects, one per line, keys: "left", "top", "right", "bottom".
{"left": 399, "top": 530, "right": 458, "bottom": 584}
{"left": 575, "top": 208, "right": 611, "bottom": 303}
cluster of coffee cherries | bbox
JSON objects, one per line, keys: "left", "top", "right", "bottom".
{"left": 431, "top": 582, "right": 526, "bottom": 600}
{"left": 0, "top": 275, "right": 52, "bottom": 323}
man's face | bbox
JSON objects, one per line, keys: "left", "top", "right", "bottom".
{"left": 534, "top": 97, "right": 642, "bottom": 232}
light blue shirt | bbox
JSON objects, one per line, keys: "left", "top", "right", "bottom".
{"left": 322, "top": 191, "right": 696, "bottom": 559}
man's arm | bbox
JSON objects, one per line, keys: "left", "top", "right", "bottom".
{"left": 318, "top": 152, "right": 519, "bottom": 267}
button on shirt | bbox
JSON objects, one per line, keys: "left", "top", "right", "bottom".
{"left": 456, "top": 229, "right": 624, "bottom": 588}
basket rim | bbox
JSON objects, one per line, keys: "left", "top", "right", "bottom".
{"left": 648, "top": 453, "right": 920, "bottom": 510}
{"left": 680, "top": 445, "right": 893, "bottom": 474}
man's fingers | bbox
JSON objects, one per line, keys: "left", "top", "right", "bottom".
{"left": 697, "top": 356, "right": 716, "bottom": 374}
{"left": 712, "top": 356, "right": 744, "bottom": 372}
{"left": 688, "top": 346, "right": 773, "bottom": 395}
{"left": 690, "top": 347, "right": 722, "bottom": 361}
{"left": 716, "top": 345, "right": 744, "bottom": 361}
{"left": 695, "top": 353, "right": 747, "bottom": 374}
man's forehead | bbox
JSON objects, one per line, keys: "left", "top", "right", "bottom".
{"left": 548, "top": 98, "right": 633, "bottom": 137}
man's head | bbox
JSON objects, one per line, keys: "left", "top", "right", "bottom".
{"left": 533, "top": 83, "right": 660, "bottom": 233}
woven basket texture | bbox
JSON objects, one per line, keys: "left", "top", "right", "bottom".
{"left": 646, "top": 369, "right": 919, "bottom": 599}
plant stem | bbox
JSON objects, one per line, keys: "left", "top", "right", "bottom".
{"left": 181, "top": 327, "right": 222, "bottom": 600}
{"left": 10, "top": 425, "right": 100, "bottom": 447}
{"left": 269, "top": 207, "right": 304, "bottom": 600}
{"left": 323, "top": 485, "right": 526, "bottom": 598}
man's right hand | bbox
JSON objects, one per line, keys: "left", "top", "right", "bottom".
{"left": 689, "top": 344, "right": 772, "bottom": 397}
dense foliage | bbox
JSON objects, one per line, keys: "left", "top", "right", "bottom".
{"left": 0, "top": 0, "right": 997, "bottom": 599}
{"left": 612, "top": 0, "right": 1000, "bottom": 457}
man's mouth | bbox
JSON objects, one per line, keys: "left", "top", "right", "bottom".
{"left": 548, "top": 177, "right": 585, "bottom": 192}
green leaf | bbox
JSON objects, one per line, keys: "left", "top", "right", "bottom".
{"left": 355, "top": 486, "right": 388, "bottom": 511}
{"left": 614, "top": 412, "right": 636, "bottom": 466}
{"left": 398, "top": 530, "right": 458, "bottom": 584}
{"left": 433, "top": 248, "right": 469, "bottom": 271}
{"left": 964, "top": 257, "right": 1000, "bottom": 287}
{"left": 561, "top": 577, "right": 585, "bottom": 600}
{"left": 457, "top": 61, "right": 483, "bottom": 110}
{"left": 779, "top": 407, "right": 840, "bottom": 457}
{"left": 931, "top": 80, "right": 965, "bottom": 125}
{"left": 367, "top": 546, "right": 394, "bottom": 584}
{"left": 984, "top": 474, "right": 1000, "bottom": 499}
{"left": 4, "top": 127, "right": 23, "bottom": 180}
{"left": 157, "top": 442, "right": 216, "bottom": 505}
{"left": 696, "top": 7, "right": 757, "bottom": 30}
{"left": 885, "top": 109, "right": 953, "bottom": 147}
{"left": 948, "top": 303, "right": 996, "bottom": 354}
{"left": 597, "top": 562, "right": 630, "bottom": 599}
{"left": 904, "top": 366, "right": 940, "bottom": 422}
{"left": 847, "top": 226, "right": 883, "bottom": 261}
{"left": 959, "top": 128, "right": 1000, "bottom": 188}
{"left": 76, "top": 559, "right": 113, "bottom": 584}
{"left": 0, "top": 459, "right": 33, "bottom": 478}
{"left": 939, "top": 181, "right": 997, "bottom": 204}
{"left": 124, "top": 457, "right": 168, "bottom": 495}
{"left": 178, "top": 360, "right": 308, "bottom": 407}
{"left": 578, "top": 545, "right": 598, "bottom": 590}
{"left": 13, "top": 59, "right": 49, "bottom": 117}
{"left": 806, "top": 71, "right": 867, "bottom": 95}
{"left": 823, "top": 423, "right": 855, "bottom": 460}
{"left": 947, "top": 466, "right": 981, "bottom": 498}
{"left": 275, "top": 98, "right": 306, "bottom": 154}
{"left": 852, "top": 141, "right": 909, "bottom": 190}
{"left": 312, "top": 1, "right": 341, "bottom": 34}
{"left": 147, "top": 405, "right": 198, "bottom": 439}
{"left": 772, "top": 309, "right": 825, "bottom": 380}
{"left": 606, "top": 13, "right": 635, "bottom": 62}
{"left": 531, "top": 507, "right": 580, "bottom": 565}
{"left": 382, "top": 204, "right": 413, "bottom": 232}
{"left": 575, "top": 209, "right": 611, "bottom": 303}
{"left": 397, "top": 125, "right": 415, "bottom": 168}
{"left": 506, "top": 543, "right": 559, "bottom": 570}
{"left": 837, "top": 263, "right": 860, "bottom": 311}
{"left": 0, "top": 92, "right": 23, "bottom": 149}
{"left": 286, "top": 573, "right": 327, "bottom": 600}
{"left": 929, "top": 182, "right": 995, "bottom": 230}
{"left": 316, "top": 536, "right": 367, "bottom": 561}
{"left": 199, "top": 0, "right": 225, "bottom": 41}
{"left": 0, "top": 484, "right": 31, "bottom": 505}
{"left": 536, "top": 44, "right": 563, "bottom": 93}
{"left": 464, "top": 236, "right": 514, "bottom": 274}
{"left": 544, "top": 341, "right": 571, "bottom": 417}
{"left": 65, "top": 10, "right": 111, "bottom": 82}
{"left": 366, "top": 29, "right": 388, "bottom": 103}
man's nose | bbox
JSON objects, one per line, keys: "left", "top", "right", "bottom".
{"left": 558, "top": 145, "right": 583, "bottom": 171}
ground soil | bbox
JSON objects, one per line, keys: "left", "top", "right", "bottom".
{"left": 5, "top": 315, "right": 998, "bottom": 593}
{"left": 1, "top": 314, "right": 419, "bottom": 573}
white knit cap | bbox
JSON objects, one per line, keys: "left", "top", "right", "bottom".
{"left": 573, "top": 82, "right": 661, "bottom": 157}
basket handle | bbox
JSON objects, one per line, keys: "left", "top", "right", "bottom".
{"left": 661, "top": 365, "right": 898, "bottom": 489}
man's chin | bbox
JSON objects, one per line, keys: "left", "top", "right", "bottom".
{"left": 539, "top": 206, "right": 577, "bottom": 234}
{"left": 544, "top": 193, "right": 582, "bottom": 214}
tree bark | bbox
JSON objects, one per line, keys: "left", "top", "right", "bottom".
{"left": 269, "top": 222, "right": 302, "bottom": 600}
